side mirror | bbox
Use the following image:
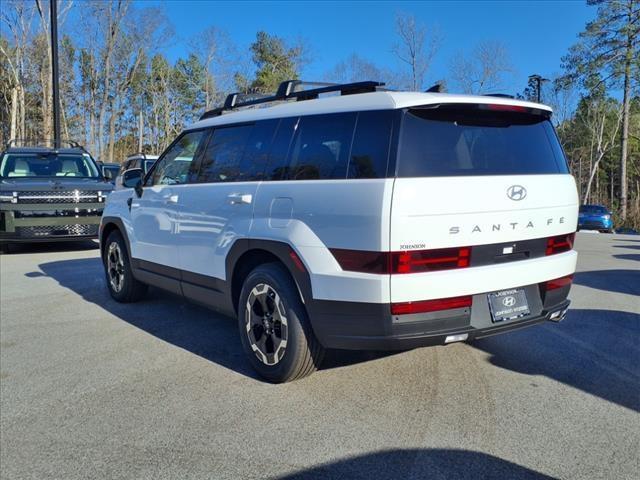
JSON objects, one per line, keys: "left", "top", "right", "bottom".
{"left": 122, "top": 168, "right": 143, "bottom": 197}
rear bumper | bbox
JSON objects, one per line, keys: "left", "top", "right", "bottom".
{"left": 308, "top": 283, "right": 571, "bottom": 350}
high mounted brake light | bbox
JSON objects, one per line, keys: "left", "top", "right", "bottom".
{"left": 482, "top": 104, "right": 528, "bottom": 112}
{"left": 330, "top": 246, "right": 471, "bottom": 275}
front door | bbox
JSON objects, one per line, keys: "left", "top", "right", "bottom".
{"left": 129, "top": 130, "right": 206, "bottom": 271}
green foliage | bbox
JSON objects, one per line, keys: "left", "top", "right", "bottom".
{"left": 244, "top": 31, "right": 301, "bottom": 94}
{"left": 561, "top": 0, "right": 639, "bottom": 90}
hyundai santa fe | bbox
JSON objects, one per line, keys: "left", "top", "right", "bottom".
{"left": 99, "top": 80, "right": 579, "bottom": 382}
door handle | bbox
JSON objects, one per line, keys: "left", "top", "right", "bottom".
{"left": 228, "top": 193, "right": 252, "bottom": 205}
{"left": 165, "top": 194, "right": 179, "bottom": 204}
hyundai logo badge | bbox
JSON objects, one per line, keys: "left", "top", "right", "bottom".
{"left": 507, "top": 185, "right": 527, "bottom": 201}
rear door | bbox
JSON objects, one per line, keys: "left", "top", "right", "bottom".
{"left": 391, "top": 104, "right": 578, "bottom": 251}
{"left": 389, "top": 104, "right": 579, "bottom": 302}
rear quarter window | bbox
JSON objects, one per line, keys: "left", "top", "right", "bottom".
{"left": 398, "top": 107, "right": 569, "bottom": 177}
{"left": 286, "top": 112, "right": 357, "bottom": 180}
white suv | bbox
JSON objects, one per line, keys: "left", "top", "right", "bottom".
{"left": 100, "top": 80, "right": 578, "bottom": 382}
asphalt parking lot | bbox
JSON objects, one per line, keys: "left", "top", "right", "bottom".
{"left": 0, "top": 233, "right": 638, "bottom": 479}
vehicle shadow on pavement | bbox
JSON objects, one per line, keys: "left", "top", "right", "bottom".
{"left": 35, "top": 257, "right": 396, "bottom": 380}
{"left": 472, "top": 309, "right": 640, "bottom": 412}
{"left": 573, "top": 269, "right": 640, "bottom": 295}
{"left": 613, "top": 254, "right": 640, "bottom": 262}
{"left": 612, "top": 244, "right": 640, "bottom": 250}
{"left": 276, "top": 448, "right": 555, "bottom": 480}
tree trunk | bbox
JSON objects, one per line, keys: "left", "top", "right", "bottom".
{"left": 10, "top": 87, "right": 18, "bottom": 140}
{"left": 138, "top": 110, "right": 143, "bottom": 152}
{"left": 619, "top": 32, "right": 632, "bottom": 220}
{"left": 108, "top": 99, "right": 117, "bottom": 163}
{"left": 583, "top": 153, "right": 604, "bottom": 204}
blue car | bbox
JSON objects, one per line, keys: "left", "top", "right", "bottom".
{"left": 578, "top": 204, "right": 613, "bottom": 233}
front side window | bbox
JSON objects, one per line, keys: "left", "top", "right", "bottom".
{"left": 0, "top": 153, "right": 100, "bottom": 178}
{"left": 286, "top": 112, "right": 357, "bottom": 180}
{"left": 398, "top": 107, "right": 569, "bottom": 177}
{"left": 150, "top": 131, "right": 205, "bottom": 186}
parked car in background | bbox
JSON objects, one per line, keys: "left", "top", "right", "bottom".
{"left": 578, "top": 204, "right": 613, "bottom": 233}
{"left": 0, "top": 140, "right": 113, "bottom": 251}
{"left": 101, "top": 163, "right": 120, "bottom": 183}
{"left": 119, "top": 153, "right": 158, "bottom": 175}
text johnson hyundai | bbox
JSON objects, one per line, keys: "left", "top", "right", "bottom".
{"left": 100, "top": 80, "right": 579, "bottom": 382}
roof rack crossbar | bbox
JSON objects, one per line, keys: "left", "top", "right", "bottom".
{"left": 200, "top": 80, "right": 385, "bottom": 120}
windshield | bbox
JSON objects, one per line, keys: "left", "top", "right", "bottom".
{"left": 398, "top": 107, "right": 569, "bottom": 177}
{"left": 580, "top": 205, "right": 608, "bottom": 214}
{"left": 0, "top": 153, "right": 101, "bottom": 179}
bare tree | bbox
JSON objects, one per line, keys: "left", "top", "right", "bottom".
{"left": 189, "top": 27, "right": 237, "bottom": 109}
{"left": 581, "top": 98, "right": 623, "bottom": 204}
{"left": 449, "top": 40, "right": 513, "bottom": 94}
{"left": 0, "top": 0, "right": 37, "bottom": 142}
{"left": 392, "top": 13, "right": 441, "bottom": 91}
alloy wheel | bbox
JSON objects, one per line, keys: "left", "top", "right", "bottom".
{"left": 245, "top": 283, "right": 288, "bottom": 366}
{"left": 107, "top": 242, "right": 125, "bottom": 293}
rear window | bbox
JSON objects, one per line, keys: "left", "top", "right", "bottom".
{"left": 398, "top": 107, "right": 569, "bottom": 177}
{"left": 580, "top": 205, "right": 608, "bottom": 214}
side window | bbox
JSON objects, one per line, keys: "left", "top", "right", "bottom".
{"left": 240, "top": 119, "right": 279, "bottom": 181}
{"left": 265, "top": 117, "right": 298, "bottom": 180}
{"left": 197, "top": 125, "right": 253, "bottom": 183}
{"left": 150, "top": 130, "right": 205, "bottom": 186}
{"left": 348, "top": 111, "right": 393, "bottom": 179}
{"left": 286, "top": 112, "right": 357, "bottom": 180}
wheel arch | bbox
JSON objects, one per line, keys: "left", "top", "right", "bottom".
{"left": 100, "top": 216, "right": 132, "bottom": 261}
{"left": 227, "top": 239, "right": 314, "bottom": 317}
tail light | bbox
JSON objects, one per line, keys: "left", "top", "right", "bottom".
{"left": 391, "top": 295, "right": 472, "bottom": 315}
{"left": 330, "top": 246, "right": 471, "bottom": 275}
{"left": 544, "top": 274, "right": 573, "bottom": 291}
{"left": 391, "top": 247, "right": 470, "bottom": 273}
{"left": 546, "top": 233, "right": 575, "bottom": 255}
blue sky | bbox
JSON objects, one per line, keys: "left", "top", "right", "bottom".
{"left": 159, "top": 0, "right": 592, "bottom": 93}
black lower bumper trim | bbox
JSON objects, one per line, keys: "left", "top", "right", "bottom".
{"left": 312, "top": 299, "right": 570, "bottom": 350}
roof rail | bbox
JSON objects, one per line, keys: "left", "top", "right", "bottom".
{"left": 5, "top": 138, "right": 86, "bottom": 149}
{"left": 200, "top": 80, "right": 385, "bottom": 120}
{"left": 4, "top": 139, "right": 94, "bottom": 159}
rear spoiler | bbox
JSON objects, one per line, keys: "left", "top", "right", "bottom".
{"left": 413, "top": 102, "right": 552, "bottom": 118}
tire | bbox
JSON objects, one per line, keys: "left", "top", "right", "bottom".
{"left": 0, "top": 243, "right": 11, "bottom": 254}
{"left": 103, "top": 230, "right": 147, "bottom": 302}
{"left": 238, "top": 263, "right": 325, "bottom": 383}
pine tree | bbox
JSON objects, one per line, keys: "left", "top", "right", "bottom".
{"left": 563, "top": 0, "right": 640, "bottom": 219}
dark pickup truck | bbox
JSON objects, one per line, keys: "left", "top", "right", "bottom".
{"left": 0, "top": 142, "right": 113, "bottom": 249}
